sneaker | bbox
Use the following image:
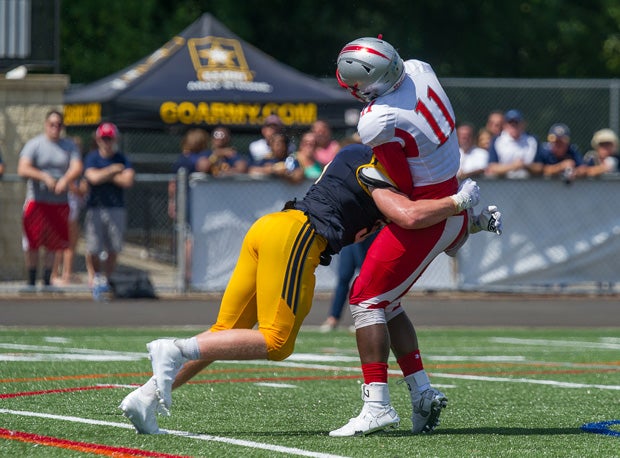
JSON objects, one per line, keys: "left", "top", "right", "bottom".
{"left": 330, "top": 403, "right": 400, "bottom": 437}
{"left": 320, "top": 316, "right": 339, "bottom": 333}
{"left": 329, "top": 383, "right": 400, "bottom": 437}
{"left": 147, "top": 339, "right": 187, "bottom": 414}
{"left": 92, "top": 282, "right": 110, "bottom": 302}
{"left": 19, "top": 284, "right": 38, "bottom": 294}
{"left": 119, "top": 385, "right": 163, "bottom": 434}
{"left": 411, "top": 388, "right": 448, "bottom": 434}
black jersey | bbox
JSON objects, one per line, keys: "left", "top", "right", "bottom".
{"left": 293, "top": 143, "right": 385, "bottom": 255}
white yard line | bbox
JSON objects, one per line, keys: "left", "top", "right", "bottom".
{"left": 1, "top": 342, "right": 617, "bottom": 392}
{"left": 0, "top": 408, "right": 349, "bottom": 458}
{"left": 490, "top": 337, "right": 620, "bottom": 350}
{"left": 0, "top": 343, "right": 144, "bottom": 356}
{"left": 430, "top": 372, "right": 620, "bottom": 390}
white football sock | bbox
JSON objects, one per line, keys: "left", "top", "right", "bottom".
{"left": 174, "top": 337, "right": 201, "bottom": 360}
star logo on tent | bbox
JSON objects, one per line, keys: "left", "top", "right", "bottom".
{"left": 188, "top": 36, "right": 254, "bottom": 82}
{"left": 200, "top": 45, "right": 234, "bottom": 67}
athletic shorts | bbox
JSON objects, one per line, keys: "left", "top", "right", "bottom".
{"left": 22, "top": 200, "right": 70, "bottom": 251}
{"left": 68, "top": 192, "right": 84, "bottom": 222}
{"left": 210, "top": 209, "right": 328, "bottom": 360}
{"left": 349, "top": 212, "right": 468, "bottom": 313}
{"left": 84, "top": 207, "right": 127, "bottom": 254}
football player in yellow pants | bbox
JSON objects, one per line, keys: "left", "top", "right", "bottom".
{"left": 120, "top": 143, "right": 497, "bottom": 434}
{"left": 208, "top": 209, "right": 327, "bottom": 361}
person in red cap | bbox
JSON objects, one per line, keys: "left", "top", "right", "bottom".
{"left": 17, "top": 109, "right": 83, "bottom": 290}
{"left": 83, "top": 122, "right": 135, "bottom": 300}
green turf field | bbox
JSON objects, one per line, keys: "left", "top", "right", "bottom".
{"left": 1, "top": 327, "right": 619, "bottom": 457}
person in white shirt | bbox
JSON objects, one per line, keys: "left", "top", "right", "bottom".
{"left": 486, "top": 109, "right": 540, "bottom": 179}
{"left": 248, "top": 114, "right": 284, "bottom": 162}
{"left": 457, "top": 122, "right": 489, "bottom": 180}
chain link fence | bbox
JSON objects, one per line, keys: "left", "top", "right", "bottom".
{"left": 2, "top": 78, "right": 618, "bottom": 292}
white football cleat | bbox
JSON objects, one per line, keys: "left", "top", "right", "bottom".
{"left": 410, "top": 388, "right": 448, "bottom": 434}
{"left": 147, "top": 339, "right": 187, "bottom": 415}
{"left": 119, "top": 379, "right": 164, "bottom": 434}
{"left": 329, "top": 383, "right": 400, "bottom": 437}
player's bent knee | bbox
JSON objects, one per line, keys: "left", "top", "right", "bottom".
{"left": 260, "top": 329, "right": 295, "bottom": 361}
{"left": 265, "top": 342, "right": 294, "bottom": 361}
{"left": 266, "top": 346, "right": 294, "bottom": 361}
{"left": 349, "top": 304, "right": 386, "bottom": 330}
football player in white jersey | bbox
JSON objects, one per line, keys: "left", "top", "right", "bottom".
{"left": 331, "top": 36, "right": 501, "bottom": 437}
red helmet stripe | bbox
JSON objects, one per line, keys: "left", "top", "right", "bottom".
{"left": 339, "top": 45, "right": 390, "bottom": 60}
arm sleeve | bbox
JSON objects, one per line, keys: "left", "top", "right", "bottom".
{"left": 372, "top": 141, "right": 414, "bottom": 197}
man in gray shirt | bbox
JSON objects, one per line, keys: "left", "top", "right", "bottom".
{"left": 17, "top": 110, "right": 83, "bottom": 288}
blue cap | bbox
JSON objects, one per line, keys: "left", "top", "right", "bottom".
{"left": 547, "top": 123, "right": 571, "bottom": 141}
{"left": 505, "top": 109, "right": 523, "bottom": 123}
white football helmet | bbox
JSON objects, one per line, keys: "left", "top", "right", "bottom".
{"left": 336, "top": 37, "right": 405, "bottom": 103}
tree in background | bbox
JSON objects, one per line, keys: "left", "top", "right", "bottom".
{"left": 60, "top": 0, "right": 620, "bottom": 84}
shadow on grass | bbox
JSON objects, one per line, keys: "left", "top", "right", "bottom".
{"left": 196, "top": 427, "right": 586, "bottom": 438}
{"left": 422, "top": 427, "right": 586, "bottom": 436}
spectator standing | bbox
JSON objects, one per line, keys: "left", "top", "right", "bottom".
{"left": 294, "top": 131, "right": 323, "bottom": 180}
{"left": 583, "top": 128, "right": 620, "bottom": 177}
{"left": 485, "top": 110, "right": 505, "bottom": 138}
{"left": 248, "top": 133, "right": 304, "bottom": 183}
{"left": 457, "top": 122, "right": 489, "bottom": 180}
{"left": 83, "top": 123, "right": 135, "bottom": 300}
{"left": 17, "top": 110, "right": 83, "bottom": 289}
{"left": 169, "top": 128, "right": 209, "bottom": 288}
{"left": 312, "top": 119, "right": 341, "bottom": 166}
{"left": 51, "top": 136, "right": 89, "bottom": 286}
{"left": 248, "top": 115, "right": 284, "bottom": 162}
{"left": 486, "top": 109, "right": 540, "bottom": 179}
{"left": 198, "top": 126, "right": 248, "bottom": 176}
{"left": 535, "top": 123, "right": 588, "bottom": 181}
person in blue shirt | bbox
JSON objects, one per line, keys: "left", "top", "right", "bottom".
{"left": 83, "top": 123, "right": 135, "bottom": 300}
{"left": 534, "top": 123, "right": 588, "bottom": 182}
{"left": 168, "top": 128, "right": 209, "bottom": 222}
{"left": 248, "top": 133, "right": 304, "bottom": 184}
{"left": 168, "top": 128, "right": 210, "bottom": 289}
{"left": 198, "top": 126, "right": 248, "bottom": 177}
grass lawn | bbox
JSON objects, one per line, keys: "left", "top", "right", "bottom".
{"left": 1, "top": 326, "right": 619, "bottom": 457}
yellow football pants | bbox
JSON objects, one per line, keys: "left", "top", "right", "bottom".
{"left": 210, "top": 209, "right": 328, "bottom": 361}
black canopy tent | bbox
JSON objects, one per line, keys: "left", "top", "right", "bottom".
{"left": 64, "top": 13, "right": 361, "bottom": 131}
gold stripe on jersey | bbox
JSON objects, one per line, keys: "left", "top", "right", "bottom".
{"left": 282, "top": 221, "right": 315, "bottom": 314}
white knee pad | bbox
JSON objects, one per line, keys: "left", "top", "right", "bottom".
{"left": 349, "top": 304, "right": 386, "bottom": 330}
